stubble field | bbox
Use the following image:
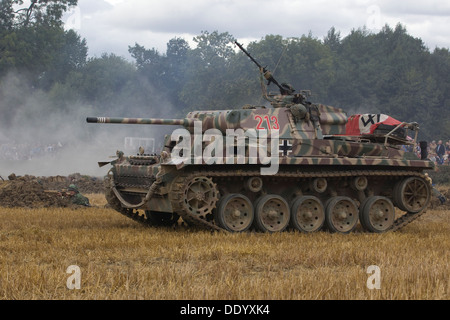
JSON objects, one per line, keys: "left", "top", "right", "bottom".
{"left": 0, "top": 192, "right": 448, "bottom": 301}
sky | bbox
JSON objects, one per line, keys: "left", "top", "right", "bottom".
{"left": 63, "top": 0, "right": 450, "bottom": 59}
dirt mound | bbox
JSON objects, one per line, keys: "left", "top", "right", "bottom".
{"left": 0, "top": 173, "right": 104, "bottom": 208}
{"left": 0, "top": 178, "right": 70, "bottom": 208}
{"left": 36, "top": 173, "right": 104, "bottom": 194}
{"left": 429, "top": 185, "right": 450, "bottom": 210}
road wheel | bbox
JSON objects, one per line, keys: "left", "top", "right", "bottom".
{"left": 359, "top": 196, "right": 395, "bottom": 233}
{"left": 254, "top": 195, "right": 290, "bottom": 233}
{"left": 325, "top": 196, "right": 358, "bottom": 233}
{"left": 290, "top": 196, "right": 325, "bottom": 233}
{"left": 214, "top": 194, "right": 254, "bottom": 232}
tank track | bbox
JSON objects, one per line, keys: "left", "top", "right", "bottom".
{"left": 107, "top": 169, "right": 430, "bottom": 233}
{"left": 104, "top": 177, "right": 151, "bottom": 226}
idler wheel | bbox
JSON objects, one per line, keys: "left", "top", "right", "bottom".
{"left": 393, "top": 177, "right": 431, "bottom": 213}
{"left": 214, "top": 194, "right": 254, "bottom": 232}
{"left": 254, "top": 195, "right": 290, "bottom": 233}
{"left": 182, "top": 176, "right": 219, "bottom": 219}
{"left": 324, "top": 196, "right": 359, "bottom": 233}
{"left": 359, "top": 196, "right": 395, "bottom": 233}
{"left": 290, "top": 196, "right": 325, "bottom": 233}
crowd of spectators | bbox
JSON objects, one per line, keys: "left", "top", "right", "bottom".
{"left": 411, "top": 139, "right": 450, "bottom": 165}
{"left": 427, "top": 140, "right": 450, "bottom": 165}
{"left": 0, "top": 141, "right": 64, "bottom": 161}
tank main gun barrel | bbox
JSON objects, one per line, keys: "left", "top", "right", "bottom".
{"left": 86, "top": 117, "right": 193, "bottom": 126}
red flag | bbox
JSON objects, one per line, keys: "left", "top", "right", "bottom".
{"left": 346, "top": 114, "right": 402, "bottom": 135}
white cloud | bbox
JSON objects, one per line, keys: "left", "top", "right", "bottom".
{"left": 72, "top": 0, "right": 450, "bottom": 58}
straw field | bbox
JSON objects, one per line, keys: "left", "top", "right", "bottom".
{"left": 0, "top": 193, "right": 448, "bottom": 300}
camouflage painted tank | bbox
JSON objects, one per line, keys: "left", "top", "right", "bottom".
{"left": 87, "top": 42, "right": 435, "bottom": 234}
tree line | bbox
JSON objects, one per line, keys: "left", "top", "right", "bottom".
{"left": 1, "top": 0, "right": 449, "bottom": 142}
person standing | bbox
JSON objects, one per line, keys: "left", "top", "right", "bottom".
{"left": 436, "top": 140, "right": 446, "bottom": 165}
{"left": 446, "top": 140, "right": 450, "bottom": 165}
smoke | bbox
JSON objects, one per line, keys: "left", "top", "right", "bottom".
{"left": 0, "top": 72, "right": 177, "bottom": 178}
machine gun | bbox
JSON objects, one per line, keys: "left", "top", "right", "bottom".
{"left": 235, "top": 41, "right": 295, "bottom": 95}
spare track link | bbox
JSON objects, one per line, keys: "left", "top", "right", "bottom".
{"left": 110, "top": 170, "right": 430, "bottom": 233}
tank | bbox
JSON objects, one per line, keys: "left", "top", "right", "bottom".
{"left": 86, "top": 42, "right": 435, "bottom": 234}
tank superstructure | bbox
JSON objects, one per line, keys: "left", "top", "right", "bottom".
{"left": 87, "top": 42, "right": 435, "bottom": 234}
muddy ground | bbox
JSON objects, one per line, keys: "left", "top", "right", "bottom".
{"left": 0, "top": 173, "right": 104, "bottom": 208}
{"left": 429, "top": 185, "right": 450, "bottom": 210}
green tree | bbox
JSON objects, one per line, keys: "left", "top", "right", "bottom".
{"left": 0, "top": 0, "right": 85, "bottom": 87}
{"left": 323, "top": 27, "right": 341, "bottom": 54}
{"left": 179, "top": 31, "right": 236, "bottom": 110}
{"left": 129, "top": 38, "right": 190, "bottom": 110}
{"left": 13, "top": 0, "right": 77, "bottom": 27}
{"left": 280, "top": 34, "right": 335, "bottom": 101}
{"left": 69, "top": 54, "right": 136, "bottom": 106}
{"left": 165, "top": 37, "right": 190, "bottom": 97}
{"left": 0, "top": 0, "right": 14, "bottom": 31}
{"left": 331, "top": 27, "right": 379, "bottom": 110}
{"left": 128, "top": 43, "right": 167, "bottom": 94}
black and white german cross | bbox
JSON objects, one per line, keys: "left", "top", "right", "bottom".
{"left": 279, "top": 139, "right": 293, "bottom": 157}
